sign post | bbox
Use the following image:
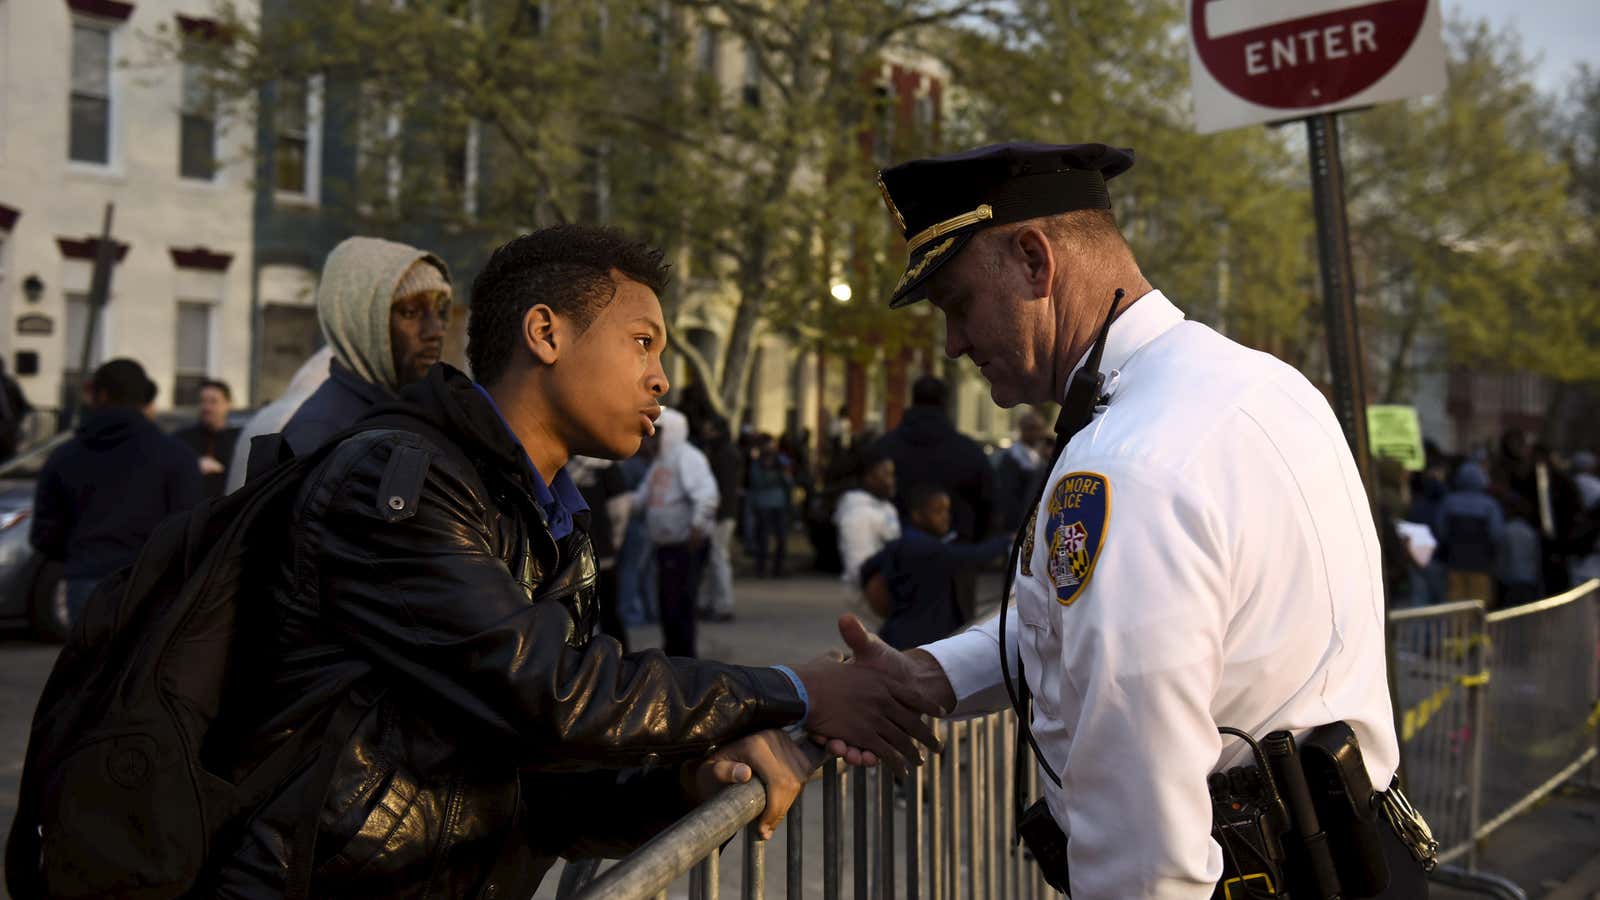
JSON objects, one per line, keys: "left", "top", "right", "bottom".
{"left": 1305, "top": 111, "right": 1372, "bottom": 494}
{"left": 65, "top": 203, "right": 119, "bottom": 426}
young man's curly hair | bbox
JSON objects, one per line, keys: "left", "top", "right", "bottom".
{"left": 468, "top": 225, "right": 671, "bottom": 386}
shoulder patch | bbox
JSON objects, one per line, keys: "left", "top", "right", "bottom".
{"left": 1043, "top": 472, "right": 1110, "bottom": 606}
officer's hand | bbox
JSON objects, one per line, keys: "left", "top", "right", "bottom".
{"left": 685, "top": 730, "right": 814, "bottom": 839}
{"left": 789, "top": 615, "right": 947, "bottom": 777}
{"left": 814, "top": 615, "right": 958, "bottom": 767}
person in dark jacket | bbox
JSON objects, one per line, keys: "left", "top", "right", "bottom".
{"left": 30, "top": 359, "right": 202, "bottom": 623}
{"left": 1435, "top": 460, "right": 1504, "bottom": 603}
{"left": 207, "top": 226, "right": 941, "bottom": 898}
{"left": 860, "top": 483, "right": 1009, "bottom": 650}
{"left": 873, "top": 375, "right": 993, "bottom": 618}
{"left": 0, "top": 356, "right": 33, "bottom": 462}
{"left": 173, "top": 379, "right": 241, "bottom": 499}
{"left": 993, "top": 409, "right": 1049, "bottom": 533}
{"left": 280, "top": 236, "right": 454, "bottom": 456}
{"left": 748, "top": 433, "right": 794, "bottom": 577}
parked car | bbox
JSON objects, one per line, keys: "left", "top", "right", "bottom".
{"left": 0, "top": 440, "right": 71, "bottom": 641}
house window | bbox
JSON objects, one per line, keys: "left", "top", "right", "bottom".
{"left": 442, "top": 121, "right": 481, "bottom": 217}
{"left": 69, "top": 22, "right": 114, "bottom": 164}
{"left": 173, "top": 301, "right": 213, "bottom": 406}
{"left": 914, "top": 92, "right": 935, "bottom": 135}
{"left": 695, "top": 25, "right": 719, "bottom": 112}
{"left": 179, "top": 38, "right": 216, "bottom": 180}
{"left": 872, "top": 84, "right": 896, "bottom": 166}
{"left": 513, "top": 1, "right": 544, "bottom": 36}
{"left": 357, "top": 86, "right": 403, "bottom": 212}
{"left": 742, "top": 39, "right": 761, "bottom": 108}
{"left": 274, "top": 77, "right": 321, "bottom": 200}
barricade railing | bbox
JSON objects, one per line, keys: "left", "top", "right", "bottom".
{"left": 568, "top": 711, "right": 1033, "bottom": 900}
{"left": 565, "top": 579, "right": 1600, "bottom": 898}
{"left": 1477, "top": 581, "right": 1599, "bottom": 842}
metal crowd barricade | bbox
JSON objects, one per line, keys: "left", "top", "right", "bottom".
{"left": 569, "top": 711, "right": 1036, "bottom": 900}
{"left": 1385, "top": 579, "right": 1600, "bottom": 870}
{"left": 566, "top": 579, "right": 1600, "bottom": 899}
{"left": 1476, "top": 580, "right": 1600, "bottom": 842}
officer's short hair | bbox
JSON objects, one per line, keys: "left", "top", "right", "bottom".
{"left": 90, "top": 359, "right": 156, "bottom": 409}
{"left": 468, "top": 225, "right": 671, "bottom": 387}
{"left": 982, "top": 208, "right": 1122, "bottom": 261}
{"left": 911, "top": 375, "right": 948, "bottom": 409}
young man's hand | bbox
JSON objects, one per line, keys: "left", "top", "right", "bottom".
{"left": 684, "top": 730, "right": 815, "bottom": 839}
{"left": 788, "top": 615, "right": 952, "bottom": 777}
{"left": 806, "top": 611, "right": 953, "bottom": 768}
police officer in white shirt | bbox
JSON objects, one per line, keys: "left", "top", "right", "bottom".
{"left": 814, "top": 142, "right": 1434, "bottom": 898}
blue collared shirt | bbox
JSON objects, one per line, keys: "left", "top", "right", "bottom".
{"left": 471, "top": 383, "right": 588, "bottom": 540}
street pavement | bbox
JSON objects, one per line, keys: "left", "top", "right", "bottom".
{"left": 3, "top": 568, "right": 1598, "bottom": 897}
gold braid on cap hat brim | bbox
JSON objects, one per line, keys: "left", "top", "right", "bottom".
{"left": 906, "top": 204, "right": 993, "bottom": 255}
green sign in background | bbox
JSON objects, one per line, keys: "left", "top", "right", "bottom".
{"left": 1367, "top": 405, "right": 1425, "bottom": 472}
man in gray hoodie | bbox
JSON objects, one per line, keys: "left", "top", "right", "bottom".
{"left": 636, "top": 406, "right": 719, "bottom": 657}
{"left": 280, "top": 236, "right": 453, "bottom": 455}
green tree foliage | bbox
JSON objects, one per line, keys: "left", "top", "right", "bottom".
{"left": 162, "top": 2, "right": 1594, "bottom": 420}
{"left": 1342, "top": 20, "right": 1584, "bottom": 400}
{"left": 166, "top": 0, "right": 999, "bottom": 422}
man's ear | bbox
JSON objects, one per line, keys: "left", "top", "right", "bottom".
{"left": 522, "top": 304, "right": 562, "bottom": 365}
{"left": 1014, "top": 226, "right": 1056, "bottom": 299}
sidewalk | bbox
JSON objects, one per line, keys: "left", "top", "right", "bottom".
{"left": 1432, "top": 782, "right": 1600, "bottom": 900}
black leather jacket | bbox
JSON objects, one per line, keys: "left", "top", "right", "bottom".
{"left": 210, "top": 365, "right": 805, "bottom": 898}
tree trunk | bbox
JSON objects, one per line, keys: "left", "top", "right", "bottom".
{"left": 1381, "top": 309, "right": 1422, "bottom": 404}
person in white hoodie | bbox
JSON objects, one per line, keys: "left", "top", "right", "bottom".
{"left": 835, "top": 448, "right": 901, "bottom": 590}
{"left": 636, "top": 406, "right": 719, "bottom": 657}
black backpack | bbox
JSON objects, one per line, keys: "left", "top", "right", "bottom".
{"left": 3, "top": 415, "right": 445, "bottom": 899}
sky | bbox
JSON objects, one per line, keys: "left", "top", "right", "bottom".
{"left": 1448, "top": 0, "right": 1599, "bottom": 97}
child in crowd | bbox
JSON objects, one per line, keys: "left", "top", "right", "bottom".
{"left": 860, "top": 483, "right": 1009, "bottom": 650}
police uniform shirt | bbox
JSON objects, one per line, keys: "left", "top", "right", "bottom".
{"left": 922, "top": 290, "right": 1398, "bottom": 898}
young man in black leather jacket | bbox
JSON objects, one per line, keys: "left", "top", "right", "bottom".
{"left": 208, "top": 226, "right": 941, "bottom": 898}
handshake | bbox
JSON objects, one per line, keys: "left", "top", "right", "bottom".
{"left": 683, "top": 614, "right": 957, "bottom": 839}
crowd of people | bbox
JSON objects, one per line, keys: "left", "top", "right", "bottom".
{"left": 1378, "top": 432, "right": 1600, "bottom": 610}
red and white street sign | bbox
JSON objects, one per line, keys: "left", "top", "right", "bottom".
{"left": 1188, "top": 0, "right": 1447, "bottom": 133}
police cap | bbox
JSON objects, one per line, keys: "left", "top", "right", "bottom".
{"left": 877, "top": 141, "right": 1134, "bottom": 308}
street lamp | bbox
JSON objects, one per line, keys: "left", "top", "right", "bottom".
{"left": 21, "top": 274, "right": 44, "bottom": 303}
{"left": 830, "top": 281, "right": 852, "bottom": 303}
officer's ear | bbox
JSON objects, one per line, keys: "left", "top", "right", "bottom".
{"left": 1013, "top": 225, "right": 1056, "bottom": 301}
{"left": 522, "top": 303, "right": 562, "bottom": 365}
